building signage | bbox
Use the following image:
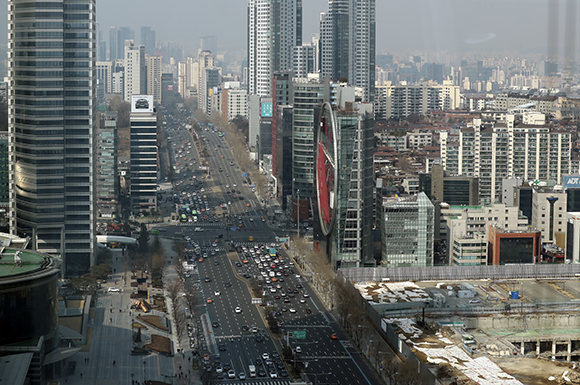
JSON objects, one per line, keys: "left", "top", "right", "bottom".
{"left": 131, "top": 95, "right": 154, "bottom": 113}
{"left": 261, "top": 102, "right": 273, "bottom": 117}
{"left": 564, "top": 175, "right": 580, "bottom": 189}
{"left": 315, "top": 102, "right": 338, "bottom": 236}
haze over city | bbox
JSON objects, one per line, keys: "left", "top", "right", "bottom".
{"left": 5, "top": 0, "right": 580, "bottom": 384}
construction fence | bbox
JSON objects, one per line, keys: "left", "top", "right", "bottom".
{"left": 340, "top": 264, "right": 580, "bottom": 283}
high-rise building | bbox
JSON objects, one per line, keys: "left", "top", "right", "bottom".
{"left": 146, "top": 55, "right": 162, "bottom": 103}
{"left": 140, "top": 26, "right": 156, "bottom": 56}
{"left": 382, "top": 192, "right": 435, "bottom": 267}
{"left": 9, "top": 0, "right": 96, "bottom": 277}
{"left": 96, "top": 112, "right": 118, "bottom": 220}
{"left": 200, "top": 35, "right": 218, "bottom": 56}
{"left": 96, "top": 61, "right": 113, "bottom": 99}
{"left": 222, "top": 84, "right": 248, "bottom": 121}
{"left": 293, "top": 44, "right": 315, "bottom": 77}
{"left": 440, "top": 115, "right": 571, "bottom": 204}
{"left": 123, "top": 41, "right": 146, "bottom": 101}
{"left": 315, "top": 102, "right": 375, "bottom": 269}
{"left": 109, "top": 26, "right": 134, "bottom": 62}
{"left": 161, "top": 73, "right": 174, "bottom": 106}
{"left": 320, "top": 0, "right": 375, "bottom": 102}
{"left": 129, "top": 96, "right": 157, "bottom": 214}
{"left": 200, "top": 68, "right": 221, "bottom": 115}
{"left": 247, "top": 0, "right": 302, "bottom": 96}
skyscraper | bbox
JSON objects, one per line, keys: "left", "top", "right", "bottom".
{"left": 130, "top": 95, "right": 157, "bottom": 214}
{"left": 140, "top": 27, "right": 156, "bottom": 56}
{"left": 320, "top": 0, "right": 375, "bottom": 102}
{"left": 8, "top": 0, "right": 96, "bottom": 277}
{"left": 247, "top": 0, "right": 302, "bottom": 96}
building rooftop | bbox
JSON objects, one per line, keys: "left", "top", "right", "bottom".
{"left": 0, "top": 248, "right": 57, "bottom": 279}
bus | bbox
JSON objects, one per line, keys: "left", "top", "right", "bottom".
{"left": 180, "top": 214, "right": 187, "bottom": 223}
{"left": 218, "top": 132, "right": 223, "bottom": 137}
{"left": 269, "top": 248, "right": 277, "bottom": 257}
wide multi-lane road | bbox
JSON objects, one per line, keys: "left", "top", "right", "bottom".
{"left": 158, "top": 120, "right": 381, "bottom": 384}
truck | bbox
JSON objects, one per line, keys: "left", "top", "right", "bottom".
{"left": 249, "top": 236, "right": 254, "bottom": 242}
{"left": 248, "top": 365, "right": 256, "bottom": 378}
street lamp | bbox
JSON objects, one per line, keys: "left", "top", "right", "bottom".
{"left": 296, "top": 188, "right": 300, "bottom": 237}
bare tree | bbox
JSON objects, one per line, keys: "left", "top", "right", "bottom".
{"left": 199, "top": 367, "right": 216, "bottom": 385}
{"left": 183, "top": 291, "right": 199, "bottom": 316}
{"left": 165, "top": 278, "right": 185, "bottom": 342}
{"left": 174, "top": 257, "right": 186, "bottom": 282}
{"left": 382, "top": 356, "right": 400, "bottom": 385}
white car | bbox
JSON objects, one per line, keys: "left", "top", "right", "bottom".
{"left": 295, "top": 346, "right": 302, "bottom": 353}
{"left": 215, "top": 290, "right": 221, "bottom": 296}
{"left": 262, "top": 352, "right": 270, "bottom": 360}
{"left": 269, "top": 370, "right": 278, "bottom": 378}
{"left": 108, "top": 287, "right": 120, "bottom": 293}
{"left": 289, "top": 308, "right": 296, "bottom": 313}
{"left": 228, "top": 370, "right": 236, "bottom": 379}
{"left": 235, "top": 306, "right": 242, "bottom": 313}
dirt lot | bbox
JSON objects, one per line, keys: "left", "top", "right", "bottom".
{"left": 492, "top": 357, "right": 580, "bottom": 384}
{"left": 137, "top": 315, "right": 168, "bottom": 331}
{"left": 145, "top": 334, "right": 171, "bottom": 354}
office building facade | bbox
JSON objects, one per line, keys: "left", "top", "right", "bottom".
{"left": 316, "top": 102, "right": 374, "bottom": 269}
{"left": 146, "top": 55, "right": 162, "bottom": 103}
{"left": 382, "top": 192, "right": 434, "bottom": 267}
{"left": 96, "top": 112, "right": 118, "bottom": 220}
{"left": 9, "top": 0, "right": 96, "bottom": 277}
{"left": 130, "top": 95, "right": 157, "bottom": 214}
{"left": 140, "top": 26, "right": 156, "bottom": 56}
{"left": 247, "top": 0, "right": 302, "bottom": 96}
{"left": 319, "top": 0, "right": 375, "bottom": 102}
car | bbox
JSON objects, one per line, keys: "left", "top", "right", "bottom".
{"left": 214, "top": 290, "right": 221, "bottom": 296}
{"left": 331, "top": 333, "right": 338, "bottom": 340}
{"left": 295, "top": 346, "right": 302, "bottom": 353}
{"left": 306, "top": 308, "right": 312, "bottom": 314}
{"left": 469, "top": 299, "right": 481, "bottom": 304}
{"left": 296, "top": 283, "right": 303, "bottom": 288}
{"left": 216, "top": 364, "right": 223, "bottom": 373}
{"left": 300, "top": 298, "right": 306, "bottom": 304}
{"left": 219, "top": 344, "right": 227, "bottom": 351}
{"left": 235, "top": 306, "right": 242, "bottom": 313}
{"left": 262, "top": 353, "right": 270, "bottom": 360}
{"left": 107, "top": 287, "right": 120, "bottom": 292}
{"left": 281, "top": 307, "right": 288, "bottom": 312}
{"left": 274, "top": 295, "right": 281, "bottom": 300}
{"left": 207, "top": 297, "right": 213, "bottom": 304}
{"left": 272, "top": 352, "right": 279, "bottom": 358}
{"left": 269, "top": 370, "right": 278, "bottom": 378}
{"left": 258, "top": 369, "right": 267, "bottom": 377}
{"left": 225, "top": 282, "right": 232, "bottom": 287}
{"left": 235, "top": 262, "right": 242, "bottom": 267}
{"left": 255, "top": 335, "right": 263, "bottom": 342}
{"left": 303, "top": 293, "right": 309, "bottom": 298}
{"left": 255, "top": 358, "right": 263, "bottom": 366}
{"left": 289, "top": 308, "right": 296, "bottom": 313}
{"left": 204, "top": 277, "right": 211, "bottom": 282}
{"left": 241, "top": 325, "right": 249, "bottom": 332}
{"left": 252, "top": 326, "right": 258, "bottom": 333}
{"left": 280, "top": 369, "right": 288, "bottom": 377}
{"left": 212, "top": 321, "right": 219, "bottom": 328}
{"left": 239, "top": 372, "right": 246, "bottom": 380}
{"left": 228, "top": 370, "right": 236, "bottom": 379}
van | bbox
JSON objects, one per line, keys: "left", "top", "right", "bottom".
{"left": 194, "top": 227, "right": 204, "bottom": 232}
{"left": 248, "top": 365, "right": 256, "bottom": 378}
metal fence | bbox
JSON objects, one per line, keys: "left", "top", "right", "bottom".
{"left": 340, "top": 264, "right": 580, "bottom": 282}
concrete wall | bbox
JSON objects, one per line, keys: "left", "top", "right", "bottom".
{"left": 458, "top": 313, "right": 580, "bottom": 330}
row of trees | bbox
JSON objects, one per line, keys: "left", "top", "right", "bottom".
{"left": 291, "top": 236, "right": 423, "bottom": 384}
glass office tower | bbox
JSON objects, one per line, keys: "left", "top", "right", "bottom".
{"left": 8, "top": 0, "right": 96, "bottom": 277}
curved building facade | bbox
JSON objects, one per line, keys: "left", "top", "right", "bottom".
{"left": 0, "top": 248, "right": 60, "bottom": 384}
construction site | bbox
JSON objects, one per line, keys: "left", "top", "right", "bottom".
{"left": 343, "top": 265, "right": 580, "bottom": 384}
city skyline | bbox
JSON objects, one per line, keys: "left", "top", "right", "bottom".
{"left": 0, "top": 0, "right": 569, "bottom": 58}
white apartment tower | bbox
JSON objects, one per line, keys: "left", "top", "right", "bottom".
{"left": 440, "top": 115, "right": 571, "bottom": 204}
{"left": 247, "top": 0, "right": 302, "bottom": 96}
{"left": 124, "top": 41, "right": 146, "bottom": 101}
{"left": 146, "top": 55, "right": 162, "bottom": 103}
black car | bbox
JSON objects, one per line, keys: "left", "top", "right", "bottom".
{"left": 212, "top": 322, "right": 219, "bottom": 328}
{"left": 306, "top": 308, "right": 312, "bottom": 314}
{"left": 255, "top": 358, "right": 263, "bottom": 366}
{"left": 219, "top": 344, "right": 227, "bottom": 351}
{"left": 258, "top": 369, "right": 267, "bottom": 377}
{"left": 205, "top": 277, "right": 211, "bottom": 282}
{"left": 256, "top": 335, "right": 263, "bottom": 342}
{"left": 241, "top": 325, "right": 249, "bottom": 332}
{"left": 224, "top": 282, "right": 232, "bottom": 287}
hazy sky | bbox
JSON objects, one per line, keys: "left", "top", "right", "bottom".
{"left": 0, "top": 0, "right": 570, "bottom": 61}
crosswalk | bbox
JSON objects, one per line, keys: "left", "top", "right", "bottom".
{"left": 218, "top": 381, "right": 290, "bottom": 385}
